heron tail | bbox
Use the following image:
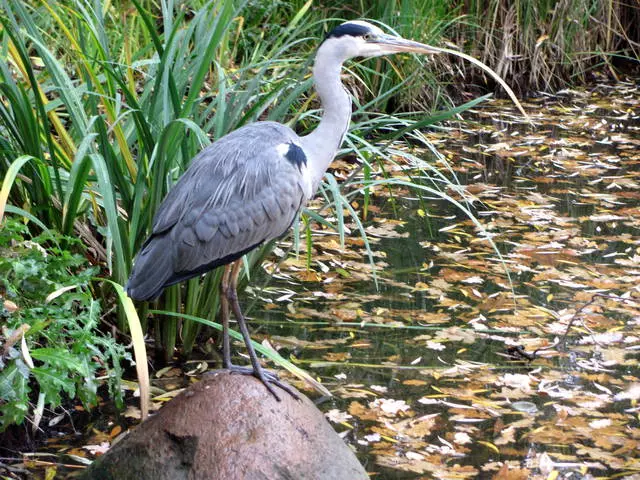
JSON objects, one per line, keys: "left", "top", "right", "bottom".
{"left": 125, "top": 233, "right": 174, "bottom": 301}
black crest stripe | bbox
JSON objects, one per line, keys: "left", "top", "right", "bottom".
{"left": 326, "top": 23, "right": 370, "bottom": 39}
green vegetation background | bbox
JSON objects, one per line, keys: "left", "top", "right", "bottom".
{"left": 0, "top": 0, "right": 636, "bottom": 433}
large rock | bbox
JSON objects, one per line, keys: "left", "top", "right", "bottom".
{"left": 83, "top": 371, "right": 367, "bottom": 479}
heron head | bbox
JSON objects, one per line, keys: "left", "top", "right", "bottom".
{"left": 323, "top": 20, "right": 439, "bottom": 60}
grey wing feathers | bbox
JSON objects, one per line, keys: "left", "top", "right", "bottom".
{"left": 126, "top": 122, "right": 309, "bottom": 301}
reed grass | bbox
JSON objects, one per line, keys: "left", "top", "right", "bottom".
{"left": 0, "top": 0, "right": 483, "bottom": 362}
{"left": 299, "top": 0, "right": 637, "bottom": 93}
{"left": 455, "top": 0, "right": 632, "bottom": 91}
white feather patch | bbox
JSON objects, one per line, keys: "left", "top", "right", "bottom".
{"left": 276, "top": 143, "right": 290, "bottom": 157}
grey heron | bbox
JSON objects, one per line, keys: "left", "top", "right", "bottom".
{"left": 126, "top": 20, "right": 438, "bottom": 399}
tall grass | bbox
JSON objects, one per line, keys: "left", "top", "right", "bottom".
{"left": 456, "top": 0, "right": 636, "bottom": 91}
{"left": 0, "top": 0, "right": 484, "bottom": 362}
{"left": 297, "top": 0, "right": 637, "bottom": 93}
{"left": 1, "top": 0, "right": 301, "bottom": 353}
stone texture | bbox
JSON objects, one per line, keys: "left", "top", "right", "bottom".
{"left": 83, "top": 371, "right": 368, "bottom": 480}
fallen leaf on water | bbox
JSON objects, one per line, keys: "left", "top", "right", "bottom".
{"left": 491, "top": 464, "right": 530, "bottom": 480}
{"left": 588, "top": 418, "right": 612, "bottom": 429}
{"left": 82, "top": 442, "right": 110, "bottom": 455}
{"left": 370, "top": 398, "right": 411, "bottom": 416}
{"left": 325, "top": 409, "right": 352, "bottom": 424}
{"left": 402, "top": 379, "right": 427, "bottom": 386}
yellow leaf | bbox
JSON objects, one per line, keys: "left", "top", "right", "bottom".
{"left": 477, "top": 440, "right": 499, "bottom": 453}
{"left": 536, "top": 34, "right": 550, "bottom": 48}
{"left": 380, "top": 435, "right": 399, "bottom": 443}
{"left": 402, "top": 379, "right": 427, "bottom": 386}
{"left": 45, "top": 466, "right": 57, "bottom": 480}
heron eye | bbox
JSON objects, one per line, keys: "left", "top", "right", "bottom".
{"left": 363, "top": 33, "right": 373, "bottom": 41}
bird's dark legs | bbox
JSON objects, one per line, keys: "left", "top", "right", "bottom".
{"left": 227, "top": 260, "right": 280, "bottom": 400}
{"left": 220, "top": 264, "right": 233, "bottom": 369}
{"left": 220, "top": 259, "right": 298, "bottom": 400}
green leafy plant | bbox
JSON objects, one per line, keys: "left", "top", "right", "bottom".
{"left": 0, "top": 219, "right": 128, "bottom": 431}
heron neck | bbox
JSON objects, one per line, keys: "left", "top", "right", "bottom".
{"left": 301, "top": 49, "right": 352, "bottom": 194}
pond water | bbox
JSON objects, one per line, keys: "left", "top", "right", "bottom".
{"left": 245, "top": 82, "right": 640, "bottom": 479}
{"left": 17, "top": 83, "right": 640, "bottom": 479}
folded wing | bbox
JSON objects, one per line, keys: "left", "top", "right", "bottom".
{"left": 126, "top": 122, "right": 309, "bottom": 301}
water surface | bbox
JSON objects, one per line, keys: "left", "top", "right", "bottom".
{"left": 248, "top": 82, "right": 640, "bottom": 479}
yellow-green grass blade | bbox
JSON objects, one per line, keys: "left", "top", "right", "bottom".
{"left": 3, "top": 205, "right": 50, "bottom": 233}
{"left": 428, "top": 45, "right": 531, "bottom": 122}
{"left": 104, "top": 280, "right": 149, "bottom": 419}
{"left": 0, "top": 155, "right": 38, "bottom": 224}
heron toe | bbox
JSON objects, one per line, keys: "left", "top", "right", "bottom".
{"left": 222, "top": 365, "right": 300, "bottom": 401}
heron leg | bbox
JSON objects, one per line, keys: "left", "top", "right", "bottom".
{"left": 224, "top": 259, "right": 299, "bottom": 400}
{"left": 220, "top": 263, "right": 233, "bottom": 369}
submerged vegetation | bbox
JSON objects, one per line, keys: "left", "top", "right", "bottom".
{"left": 0, "top": 0, "right": 638, "bottom": 475}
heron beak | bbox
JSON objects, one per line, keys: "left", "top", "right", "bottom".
{"left": 372, "top": 34, "right": 440, "bottom": 55}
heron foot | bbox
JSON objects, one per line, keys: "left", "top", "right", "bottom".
{"left": 225, "top": 365, "right": 300, "bottom": 401}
